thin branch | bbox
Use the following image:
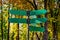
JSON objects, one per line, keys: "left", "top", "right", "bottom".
{"left": 33, "top": 0, "right": 37, "bottom": 10}
{"left": 26, "top": 0, "right": 35, "bottom": 9}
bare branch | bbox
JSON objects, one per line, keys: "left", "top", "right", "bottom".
{"left": 33, "top": 0, "right": 37, "bottom": 10}
{"left": 26, "top": 0, "right": 35, "bottom": 9}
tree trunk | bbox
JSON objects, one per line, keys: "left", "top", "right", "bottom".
{"left": 1, "top": 2, "right": 3, "bottom": 40}
{"left": 52, "top": 21, "right": 58, "bottom": 40}
{"left": 43, "top": 0, "right": 48, "bottom": 40}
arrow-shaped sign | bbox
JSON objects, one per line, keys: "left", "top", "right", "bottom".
{"left": 30, "top": 18, "right": 47, "bottom": 23}
{"left": 29, "top": 26, "right": 45, "bottom": 32}
{"left": 9, "top": 9, "right": 27, "bottom": 16}
{"left": 30, "top": 9, "right": 47, "bottom": 15}
{"left": 9, "top": 18, "right": 27, "bottom": 23}
{"left": 9, "top": 18, "right": 47, "bottom": 23}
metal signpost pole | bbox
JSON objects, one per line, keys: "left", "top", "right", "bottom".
{"left": 27, "top": 11, "right": 30, "bottom": 40}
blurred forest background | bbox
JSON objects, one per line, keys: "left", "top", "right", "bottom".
{"left": 0, "top": 0, "right": 60, "bottom": 40}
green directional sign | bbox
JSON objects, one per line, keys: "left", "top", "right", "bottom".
{"left": 9, "top": 18, "right": 47, "bottom": 23}
{"left": 30, "top": 18, "right": 47, "bottom": 23}
{"left": 9, "top": 9, "right": 47, "bottom": 16}
{"left": 30, "top": 9, "right": 47, "bottom": 15}
{"left": 9, "top": 9, "right": 27, "bottom": 16}
{"left": 29, "top": 26, "right": 45, "bottom": 32}
{"left": 9, "top": 18, "right": 27, "bottom": 23}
